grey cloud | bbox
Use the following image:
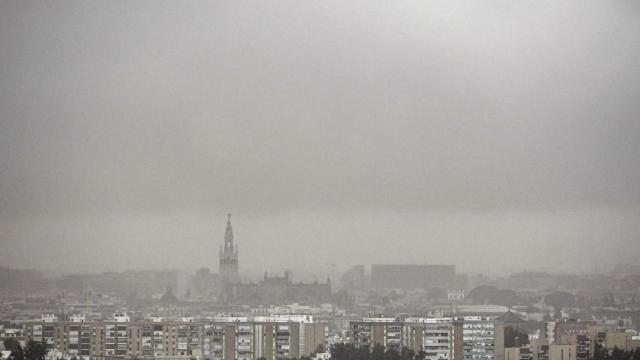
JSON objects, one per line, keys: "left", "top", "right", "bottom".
{"left": 1, "top": 0, "right": 639, "bottom": 273}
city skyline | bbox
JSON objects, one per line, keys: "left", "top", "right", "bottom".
{"left": 2, "top": 3, "right": 640, "bottom": 360}
{"left": 1, "top": 210, "right": 637, "bottom": 278}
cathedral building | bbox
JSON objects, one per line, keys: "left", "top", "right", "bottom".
{"left": 217, "top": 214, "right": 331, "bottom": 305}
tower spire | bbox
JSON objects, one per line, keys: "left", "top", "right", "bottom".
{"left": 219, "top": 213, "right": 239, "bottom": 286}
{"left": 224, "top": 213, "right": 233, "bottom": 249}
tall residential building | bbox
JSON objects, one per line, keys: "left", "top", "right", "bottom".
{"left": 548, "top": 345, "right": 576, "bottom": 360}
{"left": 529, "top": 338, "right": 549, "bottom": 360}
{"left": 495, "top": 311, "right": 528, "bottom": 360}
{"left": 505, "top": 347, "right": 532, "bottom": 360}
{"left": 350, "top": 317, "right": 464, "bottom": 360}
{"left": 351, "top": 318, "right": 404, "bottom": 351}
{"left": 459, "top": 316, "right": 495, "bottom": 360}
{"left": 219, "top": 214, "right": 239, "bottom": 285}
{"left": 25, "top": 315, "right": 327, "bottom": 360}
{"left": 407, "top": 317, "right": 464, "bottom": 360}
{"left": 553, "top": 320, "right": 596, "bottom": 346}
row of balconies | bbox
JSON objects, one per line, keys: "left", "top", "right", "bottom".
{"left": 424, "top": 339, "right": 450, "bottom": 344}
{"left": 424, "top": 332, "right": 450, "bottom": 337}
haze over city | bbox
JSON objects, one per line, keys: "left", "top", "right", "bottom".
{"left": 1, "top": 0, "right": 640, "bottom": 276}
{"left": 4, "top": 3, "right": 640, "bottom": 360}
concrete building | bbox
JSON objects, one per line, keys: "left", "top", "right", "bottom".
{"left": 458, "top": 316, "right": 495, "bottom": 360}
{"left": 548, "top": 345, "right": 576, "bottom": 360}
{"left": 554, "top": 335, "right": 589, "bottom": 360}
{"left": 553, "top": 320, "right": 596, "bottom": 346}
{"left": 529, "top": 338, "right": 549, "bottom": 360}
{"left": 351, "top": 318, "right": 404, "bottom": 351}
{"left": 495, "top": 311, "right": 528, "bottom": 360}
{"left": 25, "top": 314, "right": 327, "bottom": 360}
{"left": 505, "top": 347, "right": 532, "bottom": 360}
{"left": 406, "top": 317, "right": 464, "bottom": 360}
{"left": 604, "top": 331, "right": 640, "bottom": 352}
{"left": 371, "top": 264, "right": 456, "bottom": 289}
{"left": 350, "top": 317, "right": 464, "bottom": 360}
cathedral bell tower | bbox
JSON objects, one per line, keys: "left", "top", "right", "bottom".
{"left": 219, "top": 213, "right": 239, "bottom": 284}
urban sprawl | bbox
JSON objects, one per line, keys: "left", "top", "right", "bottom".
{"left": 1, "top": 216, "right": 639, "bottom": 360}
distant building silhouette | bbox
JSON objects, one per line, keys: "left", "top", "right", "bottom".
{"left": 219, "top": 214, "right": 239, "bottom": 284}
{"left": 371, "top": 264, "right": 457, "bottom": 289}
{"left": 234, "top": 272, "right": 332, "bottom": 305}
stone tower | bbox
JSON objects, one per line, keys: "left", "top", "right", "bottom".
{"left": 219, "top": 213, "right": 239, "bottom": 284}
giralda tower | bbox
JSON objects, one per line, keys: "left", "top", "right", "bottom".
{"left": 219, "top": 213, "right": 239, "bottom": 284}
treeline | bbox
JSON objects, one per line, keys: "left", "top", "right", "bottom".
{"left": 2, "top": 339, "right": 46, "bottom": 360}
{"left": 594, "top": 344, "right": 640, "bottom": 360}
{"left": 0, "top": 267, "right": 43, "bottom": 291}
{"left": 330, "top": 343, "right": 426, "bottom": 360}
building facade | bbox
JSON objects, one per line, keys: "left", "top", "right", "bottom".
{"left": 350, "top": 317, "right": 464, "bottom": 360}
{"left": 459, "top": 316, "right": 495, "bottom": 360}
{"left": 24, "top": 315, "right": 327, "bottom": 360}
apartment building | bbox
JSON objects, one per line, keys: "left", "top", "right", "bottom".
{"left": 505, "top": 347, "right": 532, "bottom": 360}
{"left": 351, "top": 318, "right": 404, "bottom": 350}
{"left": 604, "top": 331, "right": 640, "bottom": 351}
{"left": 25, "top": 315, "right": 61, "bottom": 352}
{"left": 548, "top": 345, "right": 576, "bottom": 360}
{"left": 350, "top": 317, "right": 464, "bottom": 360}
{"left": 0, "top": 324, "right": 25, "bottom": 342}
{"left": 24, "top": 314, "right": 327, "bottom": 360}
{"left": 553, "top": 320, "right": 596, "bottom": 346}
{"left": 529, "top": 339, "right": 549, "bottom": 360}
{"left": 495, "top": 311, "right": 527, "bottom": 360}
{"left": 411, "top": 318, "right": 463, "bottom": 360}
{"left": 458, "top": 316, "right": 495, "bottom": 360}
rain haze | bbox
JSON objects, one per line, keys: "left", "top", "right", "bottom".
{"left": 1, "top": 0, "right": 640, "bottom": 277}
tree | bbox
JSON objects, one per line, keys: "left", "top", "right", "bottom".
{"left": 504, "top": 327, "right": 529, "bottom": 347}
{"left": 594, "top": 342, "right": 606, "bottom": 360}
{"left": 331, "top": 342, "right": 353, "bottom": 360}
{"left": 330, "top": 343, "right": 423, "bottom": 360}
{"left": 24, "top": 340, "right": 46, "bottom": 360}
{"left": 426, "top": 288, "right": 446, "bottom": 302}
{"left": 544, "top": 291, "right": 575, "bottom": 316}
{"left": 356, "top": 346, "right": 370, "bottom": 360}
{"left": 468, "top": 285, "right": 500, "bottom": 304}
{"left": 414, "top": 350, "right": 426, "bottom": 360}
{"left": 495, "top": 289, "right": 520, "bottom": 307}
{"left": 610, "top": 346, "right": 625, "bottom": 360}
{"left": 383, "top": 347, "right": 400, "bottom": 360}
{"left": 399, "top": 347, "right": 415, "bottom": 360}
{"left": 3, "top": 339, "right": 24, "bottom": 360}
{"left": 371, "top": 344, "right": 385, "bottom": 360}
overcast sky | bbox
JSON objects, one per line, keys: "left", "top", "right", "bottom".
{"left": 1, "top": 0, "right": 639, "bottom": 277}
